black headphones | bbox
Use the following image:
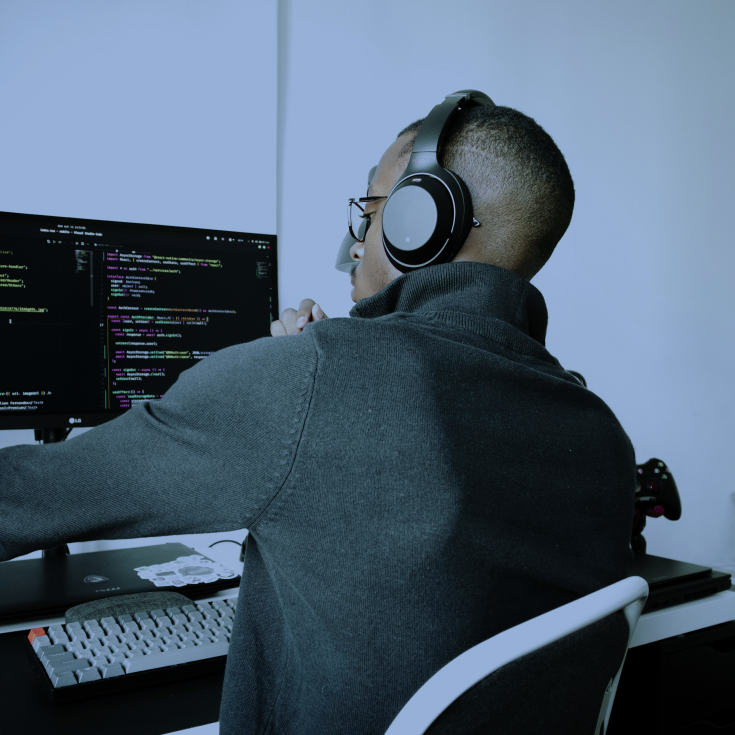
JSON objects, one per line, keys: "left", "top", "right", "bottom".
{"left": 382, "top": 89, "right": 495, "bottom": 273}
{"left": 334, "top": 90, "right": 495, "bottom": 275}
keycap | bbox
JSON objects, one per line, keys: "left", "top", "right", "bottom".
{"left": 122, "top": 640, "right": 229, "bottom": 674}
{"left": 32, "top": 635, "right": 51, "bottom": 653}
{"left": 99, "top": 662, "right": 125, "bottom": 678}
{"left": 76, "top": 667, "right": 102, "bottom": 683}
{"left": 51, "top": 671, "right": 78, "bottom": 687}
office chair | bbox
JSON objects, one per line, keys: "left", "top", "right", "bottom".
{"left": 384, "top": 575, "right": 648, "bottom": 735}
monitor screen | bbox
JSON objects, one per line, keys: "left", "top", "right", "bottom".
{"left": 0, "top": 210, "right": 277, "bottom": 430}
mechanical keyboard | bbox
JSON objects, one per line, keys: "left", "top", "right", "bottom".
{"left": 25, "top": 597, "right": 236, "bottom": 702}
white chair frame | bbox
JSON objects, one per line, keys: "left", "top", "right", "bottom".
{"left": 384, "top": 575, "right": 649, "bottom": 735}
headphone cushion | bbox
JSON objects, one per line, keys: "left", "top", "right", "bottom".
{"left": 382, "top": 186, "right": 439, "bottom": 253}
{"left": 382, "top": 175, "right": 456, "bottom": 270}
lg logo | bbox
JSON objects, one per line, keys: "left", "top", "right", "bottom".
{"left": 68, "top": 417, "right": 82, "bottom": 424}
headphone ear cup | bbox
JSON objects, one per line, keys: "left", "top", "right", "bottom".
{"left": 382, "top": 175, "right": 456, "bottom": 272}
{"left": 382, "top": 185, "right": 440, "bottom": 254}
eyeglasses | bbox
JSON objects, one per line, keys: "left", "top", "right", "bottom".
{"left": 347, "top": 196, "right": 387, "bottom": 243}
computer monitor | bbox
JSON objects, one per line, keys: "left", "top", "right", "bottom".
{"left": 0, "top": 210, "right": 278, "bottom": 431}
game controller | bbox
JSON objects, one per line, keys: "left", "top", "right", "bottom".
{"left": 631, "top": 457, "right": 682, "bottom": 555}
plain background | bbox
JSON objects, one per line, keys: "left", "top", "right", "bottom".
{"left": 1, "top": 1, "right": 734, "bottom": 576}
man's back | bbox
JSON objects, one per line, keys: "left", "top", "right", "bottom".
{"left": 218, "top": 262, "right": 635, "bottom": 733}
{"left": 0, "top": 262, "right": 636, "bottom": 735}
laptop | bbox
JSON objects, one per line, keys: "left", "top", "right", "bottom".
{"left": 627, "top": 553, "right": 732, "bottom": 613}
{"left": 0, "top": 543, "right": 241, "bottom": 624}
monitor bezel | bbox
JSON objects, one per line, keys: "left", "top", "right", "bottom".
{"left": 0, "top": 209, "right": 278, "bottom": 432}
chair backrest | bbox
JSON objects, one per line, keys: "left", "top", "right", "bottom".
{"left": 384, "top": 575, "right": 649, "bottom": 735}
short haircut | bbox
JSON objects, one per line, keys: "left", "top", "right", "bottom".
{"left": 396, "top": 105, "right": 575, "bottom": 280}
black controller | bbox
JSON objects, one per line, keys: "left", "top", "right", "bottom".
{"left": 631, "top": 457, "right": 682, "bottom": 555}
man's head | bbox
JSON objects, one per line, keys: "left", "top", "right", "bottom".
{"left": 349, "top": 104, "right": 575, "bottom": 302}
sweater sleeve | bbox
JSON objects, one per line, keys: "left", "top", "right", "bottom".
{"left": 0, "top": 333, "right": 318, "bottom": 561}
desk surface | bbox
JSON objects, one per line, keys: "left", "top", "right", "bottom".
{"left": 3, "top": 587, "right": 734, "bottom": 735}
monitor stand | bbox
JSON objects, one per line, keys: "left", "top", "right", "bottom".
{"left": 36, "top": 427, "right": 72, "bottom": 558}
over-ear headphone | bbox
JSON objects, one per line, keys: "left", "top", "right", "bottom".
{"left": 382, "top": 89, "right": 495, "bottom": 273}
{"left": 334, "top": 90, "right": 495, "bottom": 275}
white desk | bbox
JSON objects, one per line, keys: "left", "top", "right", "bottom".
{"left": 631, "top": 589, "right": 735, "bottom": 647}
{"left": 4, "top": 586, "right": 734, "bottom": 735}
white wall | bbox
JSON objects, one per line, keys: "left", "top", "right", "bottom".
{"left": 276, "top": 0, "right": 735, "bottom": 570}
{"left": 0, "top": 0, "right": 276, "bottom": 564}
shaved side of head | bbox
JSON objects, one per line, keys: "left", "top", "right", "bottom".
{"left": 395, "top": 106, "right": 575, "bottom": 280}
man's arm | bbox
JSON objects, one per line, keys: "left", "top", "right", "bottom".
{"left": 0, "top": 334, "right": 318, "bottom": 561}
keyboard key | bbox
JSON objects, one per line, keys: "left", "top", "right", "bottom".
{"left": 49, "top": 630, "right": 71, "bottom": 645}
{"left": 46, "top": 651, "right": 75, "bottom": 668}
{"left": 134, "top": 612, "right": 151, "bottom": 624}
{"left": 49, "top": 659, "right": 87, "bottom": 677}
{"left": 181, "top": 604, "right": 197, "bottom": 615}
{"left": 27, "top": 627, "right": 46, "bottom": 644}
{"left": 76, "top": 667, "right": 102, "bottom": 683}
{"left": 122, "top": 640, "right": 228, "bottom": 674}
{"left": 39, "top": 643, "right": 67, "bottom": 661}
{"left": 32, "top": 635, "right": 51, "bottom": 653}
{"left": 51, "top": 671, "right": 78, "bottom": 688}
{"left": 117, "top": 614, "right": 133, "bottom": 625}
{"left": 165, "top": 607, "right": 182, "bottom": 617}
{"left": 99, "top": 662, "right": 125, "bottom": 678}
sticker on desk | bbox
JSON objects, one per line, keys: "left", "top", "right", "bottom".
{"left": 134, "top": 554, "right": 238, "bottom": 587}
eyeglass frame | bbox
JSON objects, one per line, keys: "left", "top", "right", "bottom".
{"left": 347, "top": 196, "right": 387, "bottom": 243}
{"left": 348, "top": 194, "right": 483, "bottom": 245}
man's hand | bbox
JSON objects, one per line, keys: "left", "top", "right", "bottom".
{"left": 271, "top": 299, "right": 328, "bottom": 337}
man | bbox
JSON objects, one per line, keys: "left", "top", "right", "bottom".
{"left": 0, "top": 102, "right": 636, "bottom": 734}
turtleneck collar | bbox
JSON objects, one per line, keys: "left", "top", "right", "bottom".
{"left": 349, "top": 261, "right": 549, "bottom": 347}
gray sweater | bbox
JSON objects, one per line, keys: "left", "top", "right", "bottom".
{"left": 0, "top": 261, "right": 636, "bottom": 734}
